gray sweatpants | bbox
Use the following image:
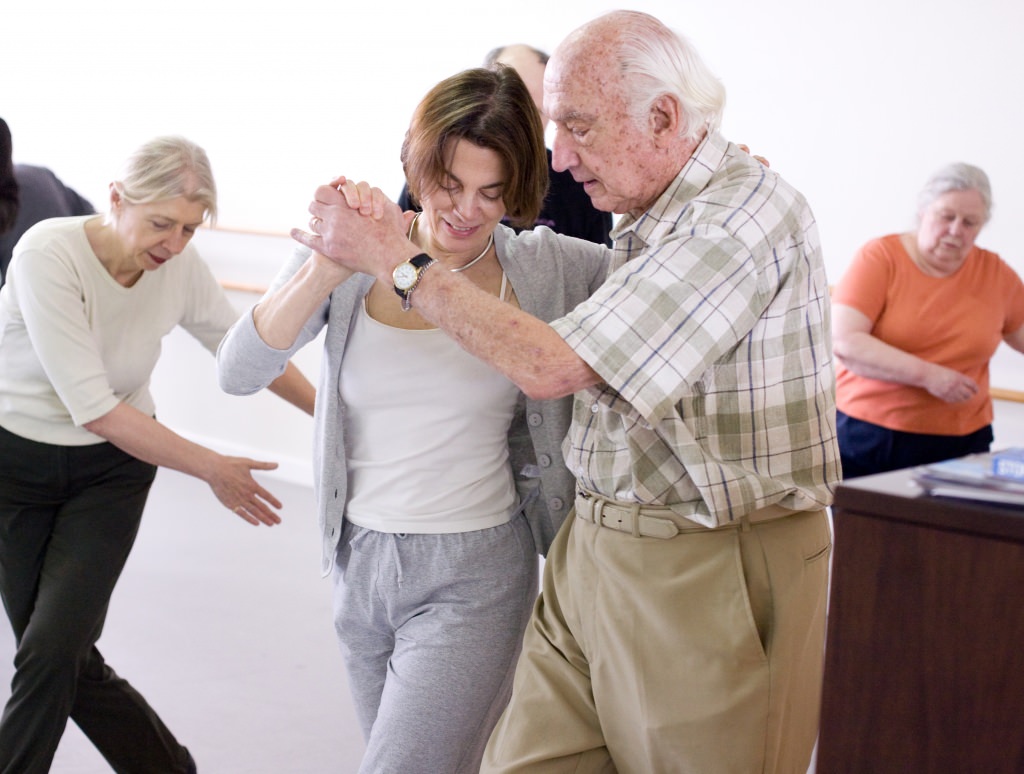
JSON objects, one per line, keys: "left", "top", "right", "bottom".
{"left": 333, "top": 514, "right": 538, "bottom": 774}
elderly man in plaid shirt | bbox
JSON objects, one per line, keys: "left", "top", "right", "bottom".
{"left": 297, "top": 10, "right": 841, "bottom": 773}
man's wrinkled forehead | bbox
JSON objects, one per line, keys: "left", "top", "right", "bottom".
{"left": 543, "top": 46, "right": 612, "bottom": 120}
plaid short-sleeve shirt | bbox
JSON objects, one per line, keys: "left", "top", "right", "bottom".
{"left": 550, "top": 132, "right": 840, "bottom": 526}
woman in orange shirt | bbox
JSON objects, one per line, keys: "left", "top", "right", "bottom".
{"left": 832, "top": 163, "right": 1024, "bottom": 478}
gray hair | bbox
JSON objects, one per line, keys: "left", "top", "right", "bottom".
{"left": 113, "top": 135, "right": 217, "bottom": 223}
{"left": 917, "top": 162, "right": 992, "bottom": 224}
{"left": 611, "top": 11, "right": 726, "bottom": 145}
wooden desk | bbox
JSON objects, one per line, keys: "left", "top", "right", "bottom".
{"left": 817, "top": 468, "right": 1024, "bottom": 773}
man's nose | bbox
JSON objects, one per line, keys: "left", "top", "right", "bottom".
{"left": 551, "top": 129, "right": 576, "bottom": 173}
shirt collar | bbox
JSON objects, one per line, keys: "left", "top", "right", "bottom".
{"left": 610, "top": 131, "right": 730, "bottom": 260}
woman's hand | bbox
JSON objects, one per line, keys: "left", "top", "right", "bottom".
{"left": 85, "top": 404, "right": 286, "bottom": 527}
{"left": 204, "top": 454, "right": 284, "bottom": 526}
{"left": 921, "top": 363, "right": 980, "bottom": 404}
{"left": 738, "top": 144, "right": 770, "bottom": 168}
{"left": 834, "top": 304, "right": 980, "bottom": 403}
{"left": 330, "top": 176, "right": 391, "bottom": 219}
{"left": 330, "top": 176, "right": 419, "bottom": 231}
{"left": 292, "top": 177, "right": 418, "bottom": 281}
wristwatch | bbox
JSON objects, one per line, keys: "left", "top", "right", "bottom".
{"left": 392, "top": 253, "right": 436, "bottom": 311}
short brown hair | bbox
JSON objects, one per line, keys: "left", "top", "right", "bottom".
{"left": 401, "top": 66, "right": 548, "bottom": 228}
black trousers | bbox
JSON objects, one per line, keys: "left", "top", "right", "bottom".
{"left": 836, "top": 410, "right": 994, "bottom": 479}
{"left": 0, "top": 425, "right": 192, "bottom": 773}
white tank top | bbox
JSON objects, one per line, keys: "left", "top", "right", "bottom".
{"left": 341, "top": 295, "right": 520, "bottom": 533}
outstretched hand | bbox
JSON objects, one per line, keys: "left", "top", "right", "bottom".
{"left": 206, "top": 455, "right": 283, "bottom": 526}
{"left": 291, "top": 177, "right": 418, "bottom": 279}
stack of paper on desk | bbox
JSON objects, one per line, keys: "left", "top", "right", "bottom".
{"left": 912, "top": 450, "right": 1024, "bottom": 506}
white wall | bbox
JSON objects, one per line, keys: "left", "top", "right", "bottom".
{"left": 148, "top": 230, "right": 321, "bottom": 484}
{"left": 5, "top": 0, "right": 1023, "bottom": 276}
{"left": 4, "top": 0, "right": 1024, "bottom": 473}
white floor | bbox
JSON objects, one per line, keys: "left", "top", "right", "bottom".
{"left": 0, "top": 469, "right": 366, "bottom": 773}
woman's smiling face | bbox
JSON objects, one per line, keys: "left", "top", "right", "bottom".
{"left": 418, "top": 138, "right": 507, "bottom": 263}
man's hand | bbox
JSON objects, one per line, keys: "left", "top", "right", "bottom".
{"left": 290, "top": 178, "right": 417, "bottom": 280}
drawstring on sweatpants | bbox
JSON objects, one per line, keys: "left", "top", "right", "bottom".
{"left": 347, "top": 528, "right": 407, "bottom": 587}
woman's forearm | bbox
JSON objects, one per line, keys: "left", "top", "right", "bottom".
{"left": 84, "top": 402, "right": 286, "bottom": 525}
{"left": 84, "top": 402, "right": 220, "bottom": 479}
{"left": 833, "top": 330, "right": 934, "bottom": 387}
{"left": 253, "top": 252, "right": 351, "bottom": 350}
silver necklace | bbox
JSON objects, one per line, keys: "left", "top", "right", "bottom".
{"left": 408, "top": 214, "right": 493, "bottom": 273}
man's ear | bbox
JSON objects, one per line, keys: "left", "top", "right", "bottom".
{"left": 650, "top": 94, "right": 683, "bottom": 145}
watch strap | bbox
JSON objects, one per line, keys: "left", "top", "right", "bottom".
{"left": 394, "top": 253, "right": 436, "bottom": 311}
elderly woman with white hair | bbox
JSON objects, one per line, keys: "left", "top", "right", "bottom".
{"left": 833, "top": 162, "right": 1024, "bottom": 478}
{"left": 0, "top": 135, "right": 314, "bottom": 773}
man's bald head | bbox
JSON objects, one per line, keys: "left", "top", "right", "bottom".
{"left": 484, "top": 44, "right": 549, "bottom": 126}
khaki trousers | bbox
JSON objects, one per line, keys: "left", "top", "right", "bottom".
{"left": 482, "top": 502, "right": 832, "bottom": 774}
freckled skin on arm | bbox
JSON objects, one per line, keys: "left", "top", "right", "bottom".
{"left": 415, "top": 265, "right": 601, "bottom": 400}
{"left": 292, "top": 183, "right": 601, "bottom": 400}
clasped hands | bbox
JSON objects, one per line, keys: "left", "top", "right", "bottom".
{"left": 291, "top": 177, "right": 417, "bottom": 280}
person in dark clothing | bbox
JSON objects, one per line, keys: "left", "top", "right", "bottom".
{"left": 0, "top": 122, "right": 17, "bottom": 235}
{"left": 0, "top": 118, "right": 96, "bottom": 287}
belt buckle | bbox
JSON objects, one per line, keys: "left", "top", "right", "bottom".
{"left": 576, "top": 490, "right": 597, "bottom": 525}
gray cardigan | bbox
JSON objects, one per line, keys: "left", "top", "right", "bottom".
{"left": 217, "top": 225, "right": 609, "bottom": 575}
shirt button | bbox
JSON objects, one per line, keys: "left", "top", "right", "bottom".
{"left": 528, "top": 413, "right": 543, "bottom": 427}
{"left": 549, "top": 497, "right": 564, "bottom": 511}
{"left": 590, "top": 403, "right": 600, "bottom": 413}
{"left": 538, "top": 454, "right": 552, "bottom": 467}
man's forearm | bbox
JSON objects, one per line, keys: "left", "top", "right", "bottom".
{"left": 411, "top": 266, "right": 600, "bottom": 400}
{"left": 291, "top": 183, "right": 601, "bottom": 397}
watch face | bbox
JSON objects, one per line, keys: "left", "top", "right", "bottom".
{"left": 393, "top": 262, "right": 418, "bottom": 291}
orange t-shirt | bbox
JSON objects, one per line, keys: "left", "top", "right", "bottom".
{"left": 833, "top": 234, "right": 1024, "bottom": 435}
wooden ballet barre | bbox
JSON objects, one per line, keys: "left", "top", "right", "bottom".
{"left": 214, "top": 274, "right": 1024, "bottom": 405}
{"left": 991, "top": 387, "right": 1024, "bottom": 404}
{"left": 220, "top": 280, "right": 268, "bottom": 295}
